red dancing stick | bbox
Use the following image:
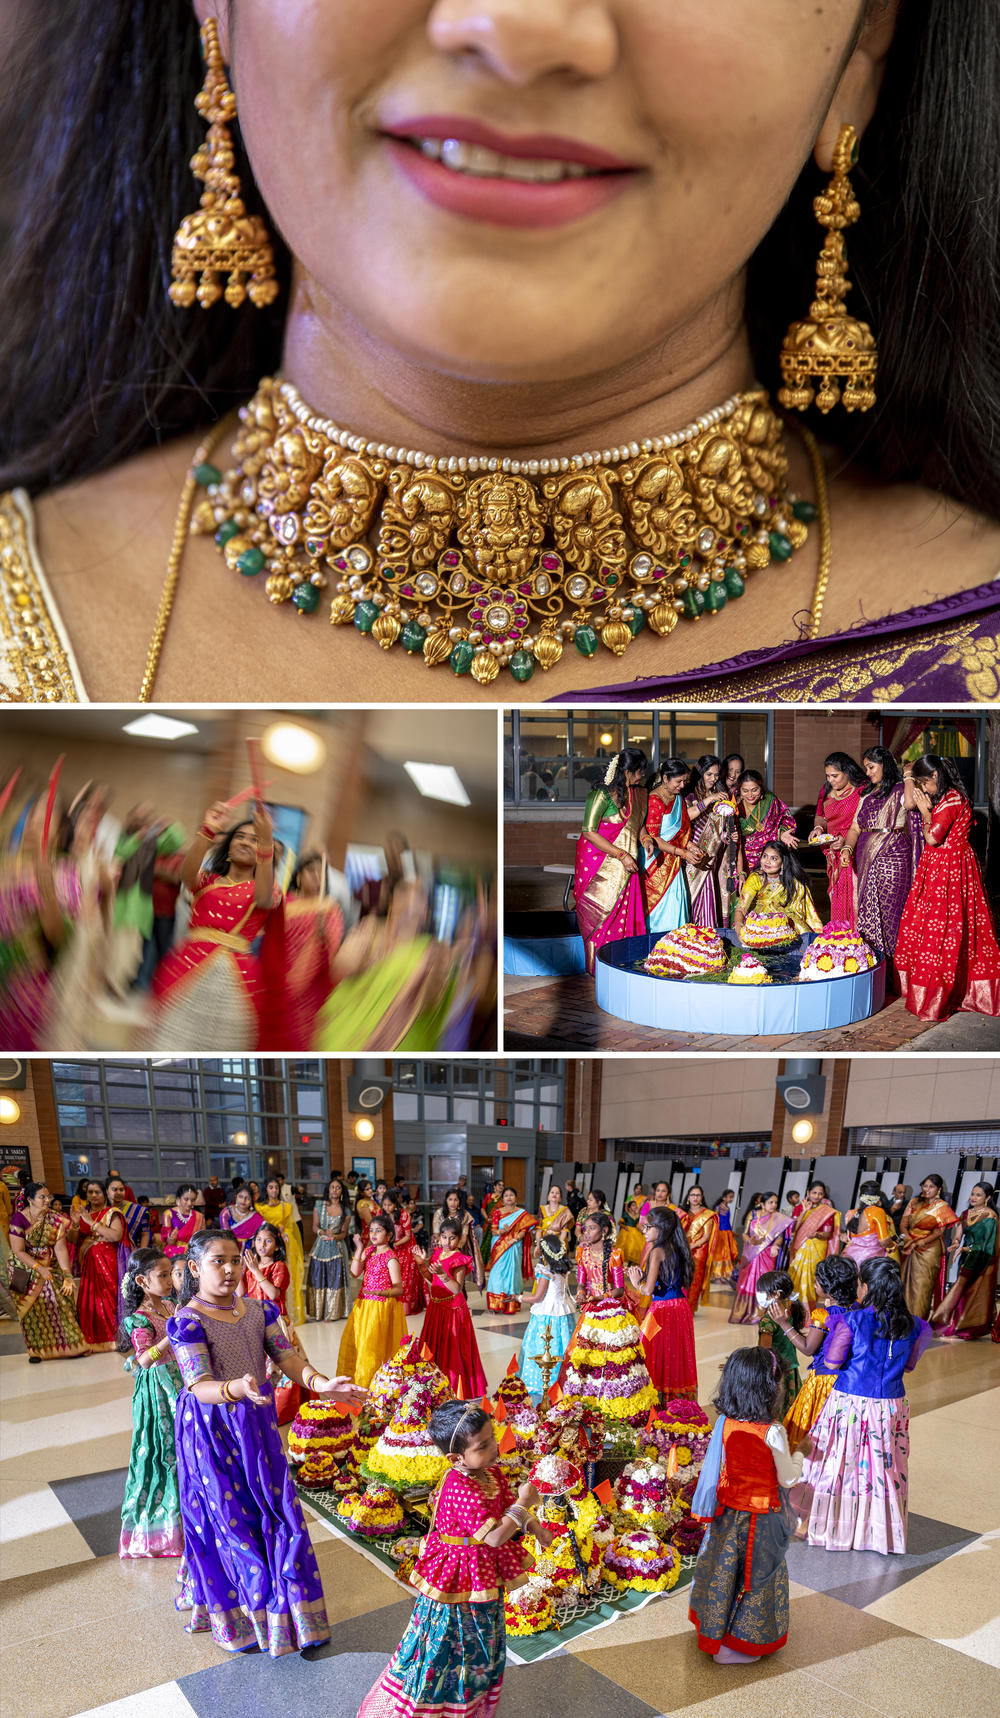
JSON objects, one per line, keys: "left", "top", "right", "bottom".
{"left": 0, "top": 766, "right": 22, "bottom": 824}
{"left": 41, "top": 755, "right": 65, "bottom": 851}
{"left": 246, "top": 737, "right": 266, "bottom": 804}
{"left": 224, "top": 780, "right": 275, "bottom": 810}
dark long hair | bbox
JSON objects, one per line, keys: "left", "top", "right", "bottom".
{"left": 251, "top": 1220, "right": 286, "bottom": 1263}
{"left": 178, "top": 1227, "right": 236, "bottom": 1307}
{"left": 4, "top": 4, "right": 999, "bottom": 519}
{"left": 605, "top": 748, "right": 649, "bottom": 810}
{"left": 713, "top": 1347, "right": 785, "bottom": 1424}
{"left": 116, "top": 1246, "right": 165, "bottom": 1352}
{"left": 692, "top": 755, "right": 722, "bottom": 794}
{"left": 861, "top": 746, "right": 902, "bottom": 799}
{"left": 582, "top": 1209, "right": 615, "bottom": 1290}
{"left": 911, "top": 754, "right": 970, "bottom": 803}
{"left": 859, "top": 1257, "right": 914, "bottom": 1340}
{"left": 823, "top": 753, "right": 868, "bottom": 793}
{"left": 751, "top": 839, "right": 810, "bottom": 907}
{"left": 207, "top": 822, "right": 255, "bottom": 878}
{"left": 644, "top": 1209, "right": 693, "bottom": 1294}
{"left": 757, "top": 1269, "right": 807, "bottom": 1331}
{"left": 656, "top": 757, "right": 689, "bottom": 787}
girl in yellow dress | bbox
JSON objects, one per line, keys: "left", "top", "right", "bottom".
{"left": 255, "top": 1178, "right": 306, "bottom": 1325}
{"left": 337, "top": 1214, "right": 407, "bottom": 1387}
{"left": 732, "top": 842, "right": 823, "bottom": 939}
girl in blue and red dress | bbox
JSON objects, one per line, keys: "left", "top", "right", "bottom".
{"left": 357, "top": 1401, "right": 552, "bottom": 1718}
{"left": 417, "top": 1218, "right": 487, "bottom": 1399}
{"left": 689, "top": 1347, "right": 803, "bottom": 1663}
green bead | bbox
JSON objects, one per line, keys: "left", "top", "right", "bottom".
{"left": 792, "top": 500, "right": 817, "bottom": 523}
{"left": 627, "top": 608, "right": 646, "bottom": 638}
{"left": 723, "top": 567, "right": 746, "bottom": 598}
{"left": 194, "top": 462, "right": 222, "bottom": 488}
{"left": 704, "top": 582, "right": 728, "bottom": 614}
{"left": 574, "top": 626, "right": 598, "bottom": 657}
{"left": 768, "top": 531, "right": 793, "bottom": 562}
{"left": 214, "top": 519, "right": 240, "bottom": 548}
{"left": 291, "top": 582, "right": 320, "bottom": 614}
{"left": 604, "top": 572, "right": 619, "bottom": 586}
{"left": 354, "top": 600, "right": 379, "bottom": 634}
{"left": 681, "top": 588, "right": 705, "bottom": 619}
{"left": 510, "top": 649, "right": 536, "bottom": 683}
{"left": 236, "top": 547, "right": 265, "bottom": 577}
{"left": 449, "top": 641, "right": 475, "bottom": 676}
{"left": 401, "top": 621, "right": 427, "bottom": 654}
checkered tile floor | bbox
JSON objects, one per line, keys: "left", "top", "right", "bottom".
{"left": 2, "top": 1294, "right": 998, "bottom": 1717}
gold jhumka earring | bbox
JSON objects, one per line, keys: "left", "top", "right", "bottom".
{"left": 778, "top": 123, "right": 877, "bottom": 414}
{"left": 169, "top": 16, "right": 279, "bottom": 310}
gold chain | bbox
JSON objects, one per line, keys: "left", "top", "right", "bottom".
{"left": 800, "top": 427, "right": 831, "bottom": 639}
{"left": 137, "top": 417, "right": 234, "bottom": 701}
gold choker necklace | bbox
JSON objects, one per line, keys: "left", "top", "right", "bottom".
{"left": 145, "top": 376, "right": 825, "bottom": 693}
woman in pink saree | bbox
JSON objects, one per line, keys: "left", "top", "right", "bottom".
{"left": 573, "top": 749, "right": 649, "bottom": 976}
{"left": 729, "top": 1193, "right": 793, "bottom": 1325}
{"left": 811, "top": 753, "right": 868, "bottom": 928}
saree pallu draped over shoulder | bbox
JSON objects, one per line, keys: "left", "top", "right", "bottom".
{"left": 573, "top": 785, "right": 648, "bottom": 976}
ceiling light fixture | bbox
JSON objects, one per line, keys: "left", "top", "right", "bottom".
{"left": 403, "top": 762, "right": 470, "bottom": 806}
{"left": 123, "top": 715, "right": 200, "bottom": 741}
{"left": 261, "top": 722, "right": 326, "bottom": 774}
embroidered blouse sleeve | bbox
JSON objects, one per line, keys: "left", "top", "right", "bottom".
{"left": 127, "top": 1313, "right": 155, "bottom": 1357}
{"left": 740, "top": 873, "right": 763, "bottom": 910}
{"left": 167, "top": 1311, "right": 214, "bottom": 1387}
{"left": 766, "top": 1421, "right": 804, "bottom": 1487}
{"left": 927, "top": 793, "right": 962, "bottom": 845}
{"left": 608, "top": 1247, "right": 625, "bottom": 1292}
{"left": 262, "top": 1297, "right": 293, "bottom": 1362}
{"left": 582, "top": 788, "right": 615, "bottom": 835}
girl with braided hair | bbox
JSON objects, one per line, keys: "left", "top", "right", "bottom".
{"left": 572, "top": 748, "right": 650, "bottom": 975}
{"left": 117, "top": 1247, "right": 183, "bottom": 1559}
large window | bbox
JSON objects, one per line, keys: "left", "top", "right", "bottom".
{"left": 390, "top": 1060, "right": 565, "bottom": 1132}
{"left": 504, "top": 711, "right": 768, "bottom": 806}
{"left": 51, "top": 1061, "right": 330, "bottom": 1198}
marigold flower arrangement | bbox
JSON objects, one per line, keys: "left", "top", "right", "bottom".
{"left": 504, "top": 1577, "right": 558, "bottom": 1636}
{"left": 602, "top": 1528, "right": 681, "bottom": 1594}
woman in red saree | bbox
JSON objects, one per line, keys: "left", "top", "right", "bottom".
{"left": 894, "top": 756, "right": 1000, "bottom": 1021}
{"left": 485, "top": 1188, "right": 537, "bottom": 1314}
{"left": 787, "top": 1182, "right": 841, "bottom": 1311}
{"left": 643, "top": 759, "right": 696, "bottom": 933}
{"left": 573, "top": 748, "right": 649, "bottom": 975}
{"left": 149, "top": 800, "right": 278, "bottom": 1051}
{"left": 77, "top": 1179, "right": 125, "bottom": 1351}
{"left": 160, "top": 1185, "right": 206, "bottom": 1259}
{"left": 811, "top": 754, "right": 868, "bottom": 928}
{"left": 680, "top": 1187, "right": 719, "bottom": 1310}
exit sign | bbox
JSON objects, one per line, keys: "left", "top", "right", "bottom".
{"left": 498, "top": 1141, "right": 508, "bottom": 1152}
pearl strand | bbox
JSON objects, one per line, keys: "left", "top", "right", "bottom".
{"left": 280, "top": 379, "right": 752, "bottom": 477}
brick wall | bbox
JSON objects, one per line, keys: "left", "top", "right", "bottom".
{"left": 504, "top": 816, "right": 579, "bottom": 871}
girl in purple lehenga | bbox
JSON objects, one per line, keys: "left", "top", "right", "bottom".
{"left": 841, "top": 748, "right": 924, "bottom": 971}
{"left": 167, "top": 1228, "right": 364, "bottom": 1657}
{"left": 573, "top": 748, "right": 650, "bottom": 975}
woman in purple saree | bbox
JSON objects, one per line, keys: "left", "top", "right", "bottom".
{"left": 684, "top": 757, "right": 740, "bottom": 928}
{"left": 729, "top": 1194, "right": 793, "bottom": 1325}
{"left": 842, "top": 748, "right": 924, "bottom": 969}
{"left": 573, "top": 748, "right": 649, "bottom": 975}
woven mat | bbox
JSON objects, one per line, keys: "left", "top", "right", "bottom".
{"left": 299, "top": 1481, "right": 697, "bottom": 1665}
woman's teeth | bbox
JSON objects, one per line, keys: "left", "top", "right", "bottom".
{"left": 415, "top": 137, "right": 591, "bottom": 183}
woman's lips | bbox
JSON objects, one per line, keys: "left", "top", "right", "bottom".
{"left": 380, "top": 117, "right": 638, "bottom": 230}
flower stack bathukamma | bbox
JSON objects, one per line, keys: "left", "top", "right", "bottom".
{"left": 642, "top": 1399, "right": 712, "bottom": 1470}
{"left": 366, "top": 1333, "right": 452, "bottom": 1422}
{"left": 799, "top": 922, "right": 876, "bottom": 979}
{"left": 288, "top": 1401, "right": 355, "bottom": 1468}
{"left": 617, "top": 1459, "right": 676, "bottom": 1531}
{"left": 561, "top": 1300, "right": 658, "bottom": 1428}
{"left": 495, "top": 1371, "right": 542, "bottom": 1455}
{"left": 337, "top": 1481, "right": 406, "bottom": 1538}
{"left": 363, "top": 1383, "right": 450, "bottom": 1491}
{"left": 741, "top": 911, "right": 798, "bottom": 951}
{"left": 602, "top": 1528, "right": 681, "bottom": 1593}
{"left": 643, "top": 926, "right": 727, "bottom": 977}
{"left": 505, "top": 1577, "right": 558, "bottom": 1636}
{"left": 539, "top": 1397, "right": 604, "bottom": 1464}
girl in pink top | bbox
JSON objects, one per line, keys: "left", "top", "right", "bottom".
{"left": 358, "top": 1402, "right": 552, "bottom": 1717}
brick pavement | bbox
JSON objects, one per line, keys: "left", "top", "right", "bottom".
{"left": 502, "top": 973, "right": 940, "bottom": 1052}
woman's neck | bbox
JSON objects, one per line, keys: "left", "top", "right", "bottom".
{"left": 280, "top": 278, "right": 753, "bottom": 461}
{"left": 226, "top": 864, "right": 255, "bottom": 884}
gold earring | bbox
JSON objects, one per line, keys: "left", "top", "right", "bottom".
{"left": 169, "top": 17, "right": 279, "bottom": 310}
{"left": 778, "top": 123, "right": 876, "bottom": 414}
